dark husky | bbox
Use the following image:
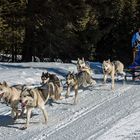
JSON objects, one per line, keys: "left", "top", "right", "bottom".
{"left": 41, "top": 72, "right": 63, "bottom": 101}
{"left": 65, "top": 71, "right": 96, "bottom": 104}
{"left": 41, "top": 72, "right": 61, "bottom": 87}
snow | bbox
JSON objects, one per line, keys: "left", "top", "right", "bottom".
{"left": 0, "top": 62, "right": 140, "bottom": 140}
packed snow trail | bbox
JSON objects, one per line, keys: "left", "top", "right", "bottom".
{"left": 30, "top": 85, "right": 140, "bottom": 140}
{"left": 0, "top": 62, "right": 140, "bottom": 140}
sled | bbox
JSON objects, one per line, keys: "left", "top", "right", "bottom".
{"left": 124, "top": 66, "right": 140, "bottom": 81}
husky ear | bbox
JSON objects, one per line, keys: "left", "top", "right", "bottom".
{"left": 107, "top": 59, "right": 110, "bottom": 62}
{"left": 82, "top": 57, "right": 85, "bottom": 61}
{"left": 3, "top": 81, "right": 8, "bottom": 87}
{"left": 77, "top": 58, "right": 80, "bottom": 61}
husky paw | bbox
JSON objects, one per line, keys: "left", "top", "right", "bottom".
{"left": 65, "top": 95, "right": 69, "bottom": 98}
{"left": 111, "top": 87, "right": 115, "bottom": 90}
{"left": 20, "top": 126, "right": 27, "bottom": 130}
{"left": 59, "top": 96, "right": 65, "bottom": 100}
{"left": 73, "top": 100, "right": 77, "bottom": 105}
{"left": 73, "top": 102, "right": 77, "bottom": 105}
{"left": 11, "top": 115, "right": 18, "bottom": 121}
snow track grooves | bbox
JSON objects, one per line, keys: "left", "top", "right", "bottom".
{"left": 1, "top": 61, "right": 140, "bottom": 140}
{"left": 31, "top": 85, "right": 133, "bottom": 140}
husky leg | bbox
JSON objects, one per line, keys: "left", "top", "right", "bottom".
{"left": 54, "top": 85, "right": 61, "bottom": 100}
{"left": 58, "top": 86, "right": 64, "bottom": 100}
{"left": 90, "top": 79, "right": 96, "bottom": 85}
{"left": 44, "top": 92, "right": 50, "bottom": 105}
{"left": 122, "top": 72, "right": 126, "bottom": 85}
{"left": 73, "top": 85, "right": 78, "bottom": 105}
{"left": 40, "top": 105, "right": 48, "bottom": 124}
{"left": 66, "top": 85, "right": 70, "bottom": 98}
{"left": 23, "top": 108, "right": 32, "bottom": 129}
{"left": 123, "top": 72, "right": 126, "bottom": 85}
{"left": 103, "top": 74, "right": 108, "bottom": 84}
{"left": 11, "top": 108, "right": 16, "bottom": 119}
{"left": 14, "top": 108, "right": 20, "bottom": 120}
{"left": 20, "top": 107, "right": 27, "bottom": 118}
{"left": 111, "top": 73, "right": 115, "bottom": 90}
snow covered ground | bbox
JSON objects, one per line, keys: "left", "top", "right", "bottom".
{"left": 0, "top": 62, "right": 140, "bottom": 140}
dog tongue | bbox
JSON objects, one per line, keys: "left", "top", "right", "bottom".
{"left": 21, "top": 103, "right": 26, "bottom": 108}
{"left": 21, "top": 100, "right": 28, "bottom": 108}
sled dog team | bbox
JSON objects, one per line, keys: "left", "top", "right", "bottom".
{"left": 0, "top": 58, "right": 125, "bottom": 129}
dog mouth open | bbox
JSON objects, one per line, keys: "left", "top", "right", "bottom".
{"left": 20, "top": 100, "right": 28, "bottom": 108}
{"left": 20, "top": 96, "right": 35, "bottom": 107}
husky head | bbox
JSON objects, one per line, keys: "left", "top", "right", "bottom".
{"left": 0, "top": 81, "right": 10, "bottom": 102}
{"left": 20, "top": 95, "right": 34, "bottom": 108}
{"left": 41, "top": 72, "right": 60, "bottom": 86}
{"left": 20, "top": 88, "right": 34, "bottom": 107}
{"left": 66, "top": 72, "right": 76, "bottom": 85}
{"left": 102, "top": 59, "right": 112, "bottom": 73}
{"left": 41, "top": 72, "right": 50, "bottom": 84}
{"left": 77, "top": 57, "right": 86, "bottom": 70}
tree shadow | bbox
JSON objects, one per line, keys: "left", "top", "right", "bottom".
{"left": 0, "top": 63, "right": 69, "bottom": 78}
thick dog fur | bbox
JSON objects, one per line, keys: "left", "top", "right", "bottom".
{"left": 20, "top": 74, "right": 64, "bottom": 129}
{"left": 41, "top": 72, "right": 61, "bottom": 86}
{"left": 77, "top": 58, "right": 92, "bottom": 75}
{"left": 65, "top": 71, "right": 96, "bottom": 104}
{"left": 20, "top": 86, "right": 49, "bottom": 129}
{"left": 0, "top": 81, "right": 22, "bottom": 119}
{"left": 41, "top": 72, "right": 63, "bottom": 100}
{"left": 112, "top": 60, "right": 125, "bottom": 76}
{"left": 102, "top": 59, "right": 125, "bottom": 89}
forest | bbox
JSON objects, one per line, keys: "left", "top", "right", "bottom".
{"left": 0, "top": 0, "right": 140, "bottom": 65}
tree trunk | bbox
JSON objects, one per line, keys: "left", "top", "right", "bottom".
{"left": 22, "top": 0, "right": 34, "bottom": 62}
